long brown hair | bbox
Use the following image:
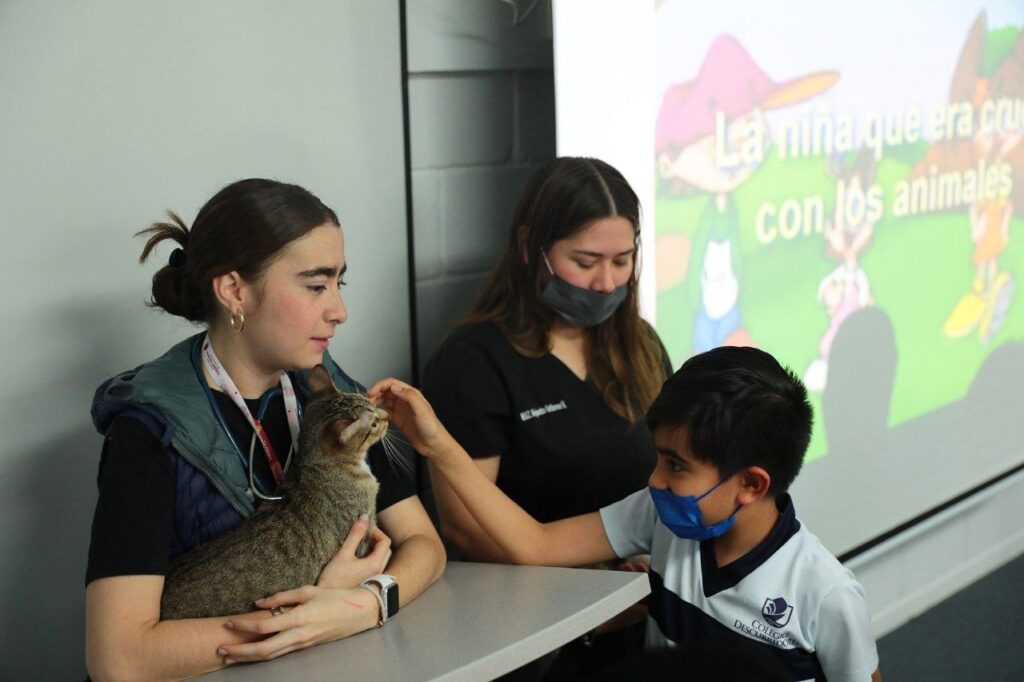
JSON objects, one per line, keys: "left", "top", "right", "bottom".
{"left": 460, "top": 157, "right": 666, "bottom": 422}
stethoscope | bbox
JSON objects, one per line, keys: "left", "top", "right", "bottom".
{"left": 194, "top": 336, "right": 302, "bottom": 502}
{"left": 241, "top": 404, "right": 296, "bottom": 502}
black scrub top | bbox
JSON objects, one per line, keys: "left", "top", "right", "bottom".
{"left": 422, "top": 322, "right": 664, "bottom": 523}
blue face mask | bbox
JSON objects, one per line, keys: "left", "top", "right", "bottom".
{"left": 540, "top": 252, "right": 629, "bottom": 328}
{"left": 649, "top": 479, "right": 740, "bottom": 541}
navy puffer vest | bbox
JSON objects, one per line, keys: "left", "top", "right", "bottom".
{"left": 91, "top": 333, "right": 361, "bottom": 559}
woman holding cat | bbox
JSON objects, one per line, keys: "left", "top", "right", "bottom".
{"left": 85, "top": 179, "right": 445, "bottom": 680}
{"left": 420, "top": 157, "right": 670, "bottom": 675}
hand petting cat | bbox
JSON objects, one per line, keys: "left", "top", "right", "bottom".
{"left": 368, "top": 379, "right": 456, "bottom": 460}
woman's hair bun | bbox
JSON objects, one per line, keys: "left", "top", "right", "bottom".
{"left": 136, "top": 212, "right": 205, "bottom": 322}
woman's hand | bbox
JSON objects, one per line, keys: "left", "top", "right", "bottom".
{"left": 367, "top": 379, "right": 454, "bottom": 459}
{"left": 217, "top": 585, "right": 379, "bottom": 664}
{"left": 316, "top": 515, "right": 393, "bottom": 590}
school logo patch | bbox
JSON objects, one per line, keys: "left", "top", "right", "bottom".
{"left": 762, "top": 597, "right": 794, "bottom": 627}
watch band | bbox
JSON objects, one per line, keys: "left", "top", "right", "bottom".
{"left": 360, "top": 574, "right": 398, "bottom": 624}
{"left": 357, "top": 583, "right": 386, "bottom": 628}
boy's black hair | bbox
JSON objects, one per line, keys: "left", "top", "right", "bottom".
{"left": 646, "top": 346, "right": 812, "bottom": 496}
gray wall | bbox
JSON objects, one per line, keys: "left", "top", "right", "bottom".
{"left": 0, "top": 3, "right": 409, "bottom": 679}
{"left": 406, "top": 0, "right": 556, "bottom": 368}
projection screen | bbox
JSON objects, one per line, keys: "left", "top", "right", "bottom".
{"left": 554, "top": 0, "right": 1024, "bottom": 556}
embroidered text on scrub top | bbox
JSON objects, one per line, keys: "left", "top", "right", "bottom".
{"left": 519, "top": 401, "right": 568, "bottom": 422}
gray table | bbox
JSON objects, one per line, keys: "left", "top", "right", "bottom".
{"left": 205, "top": 561, "right": 650, "bottom": 681}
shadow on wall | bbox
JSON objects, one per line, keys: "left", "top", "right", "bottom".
{"left": 963, "top": 340, "right": 1024, "bottom": 461}
{"left": 967, "top": 340, "right": 1024, "bottom": 405}
{"left": 789, "top": 306, "right": 901, "bottom": 548}
{"left": 821, "top": 309, "right": 1024, "bottom": 475}
{"left": 821, "top": 305, "right": 898, "bottom": 463}
{"left": 863, "top": 337, "right": 1024, "bottom": 506}
{"left": 797, "top": 301, "right": 1024, "bottom": 556}
{"left": 3, "top": 422, "right": 99, "bottom": 681}
{"left": 0, "top": 300, "right": 165, "bottom": 681}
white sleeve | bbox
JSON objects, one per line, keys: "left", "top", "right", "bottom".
{"left": 599, "top": 488, "right": 656, "bottom": 558}
{"left": 814, "top": 581, "right": 879, "bottom": 682}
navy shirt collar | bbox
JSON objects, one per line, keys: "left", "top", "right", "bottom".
{"left": 700, "top": 494, "right": 801, "bottom": 597}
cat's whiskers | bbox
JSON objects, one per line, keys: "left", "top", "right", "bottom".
{"left": 379, "top": 430, "right": 415, "bottom": 477}
{"left": 383, "top": 432, "right": 413, "bottom": 448}
{"left": 379, "top": 434, "right": 404, "bottom": 468}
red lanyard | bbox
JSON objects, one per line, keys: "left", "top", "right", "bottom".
{"left": 201, "top": 335, "right": 299, "bottom": 486}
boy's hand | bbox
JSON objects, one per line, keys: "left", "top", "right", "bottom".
{"left": 367, "top": 379, "right": 454, "bottom": 459}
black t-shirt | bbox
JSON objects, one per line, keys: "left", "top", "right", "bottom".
{"left": 86, "top": 388, "right": 414, "bottom": 585}
{"left": 422, "top": 323, "right": 663, "bottom": 523}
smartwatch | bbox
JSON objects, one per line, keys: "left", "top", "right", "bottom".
{"left": 360, "top": 574, "right": 399, "bottom": 626}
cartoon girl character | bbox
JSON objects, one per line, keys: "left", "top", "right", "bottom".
{"left": 911, "top": 12, "right": 1023, "bottom": 343}
{"left": 656, "top": 34, "right": 837, "bottom": 353}
{"left": 805, "top": 149, "right": 878, "bottom": 391}
{"left": 943, "top": 126, "right": 1020, "bottom": 343}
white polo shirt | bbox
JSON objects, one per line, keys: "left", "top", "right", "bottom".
{"left": 600, "top": 490, "right": 879, "bottom": 682}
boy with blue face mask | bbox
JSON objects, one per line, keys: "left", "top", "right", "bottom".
{"left": 373, "top": 346, "right": 881, "bottom": 681}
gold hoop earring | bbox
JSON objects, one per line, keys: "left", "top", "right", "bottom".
{"left": 230, "top": 311, "right": 245, "bottom": 333}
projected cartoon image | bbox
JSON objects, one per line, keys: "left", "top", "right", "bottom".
{"left": 948, "top": 138, "right": 1019, "bottom": 345}
{"left": 909, "top": 13, "right": 1024, "bottom": 345}
{"left": 654, "top": 5, "right": 1024, "bottom": 462}
{"left": 655, "top": 35, "right": 838, "bottom": 353}
{"left": 804, "top": 150, "right": 878, "bottom": 392}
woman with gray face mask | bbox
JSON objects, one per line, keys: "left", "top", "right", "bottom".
{"left": 421, "top": 157, "right": 671, "bottom": 679}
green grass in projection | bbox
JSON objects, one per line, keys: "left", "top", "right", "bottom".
{"left": 656, "top": 149, "right": 1024, "bottom": 463}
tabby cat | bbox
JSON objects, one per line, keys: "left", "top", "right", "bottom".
{"left": 160, "top": 364, "right": 387, "bottom": 619}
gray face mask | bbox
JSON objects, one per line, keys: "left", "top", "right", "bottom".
{"left": 540, "top": 253, "right": 629, "bottom": 328}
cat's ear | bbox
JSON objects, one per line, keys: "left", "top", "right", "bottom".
{"left": 332, "top": 418, "right": 360, "bottom": 447}
{"left": 307, "top": 364, "right": 337, "bottom": 394}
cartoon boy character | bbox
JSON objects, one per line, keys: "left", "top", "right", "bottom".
{"left": 656, "top": 35, "right": 837, "bottom": 353}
